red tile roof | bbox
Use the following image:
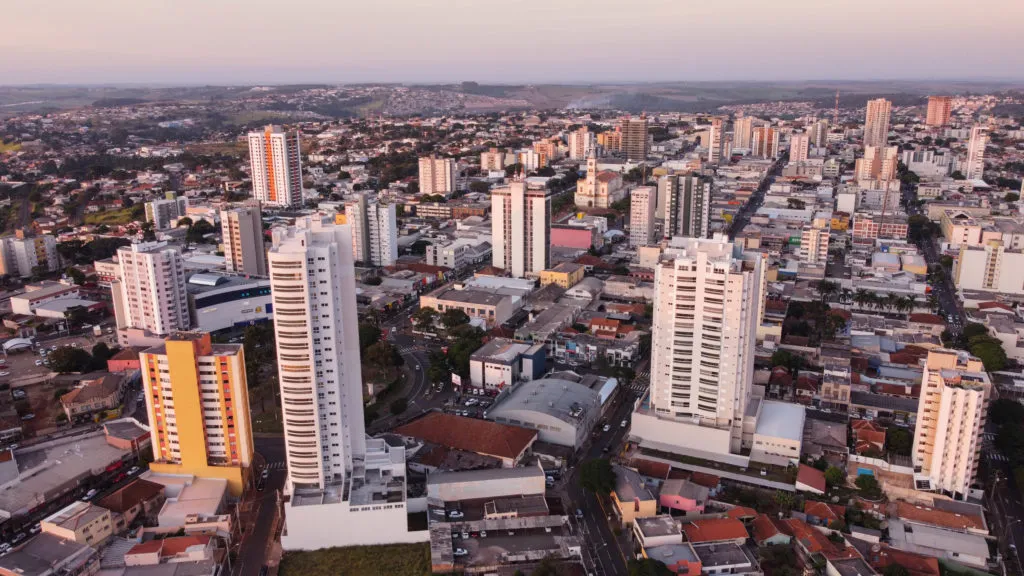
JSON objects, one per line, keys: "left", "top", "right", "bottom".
{"left": 978, "top": 301, "right": 1014, "bottom": 312}
{"left": 895, "top": 501, "right": 985, "bottom": 531}
{"left": 804, "top": 501, "right": 847, "bottom": 523}
{"left": 796, "top": 464, "right": 826, "bottom": 493}
{"left": 630, "top": 458, "right": 671, "bottom": 480}
{"left": 394, "top": 412, "right": 537, "bottom": 461}
{"left": 908, "top": 313, "right": 944, "bottom": 325}
{"left": 682, "top": 518, "right": 749, "bottom": 543}
{"left": 753, "top": 513, "right": 793, "bottom": 543}
{"left": 688, "top": 471, "right": 721, "bottom": 489}
{"left": 97, "top": 479, "right": 165, "bottom": 514}
{"left": 726, "top": 506, "right": 757, "bottom": 520}
{"left": 785, "top": 518, "right": 858, "bottom": 560}
{"left": 871, "top": 546, "right": 941, "bottom": 576}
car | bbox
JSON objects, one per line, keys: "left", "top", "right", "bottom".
{"left": 460, "top": 532, "right": 469, "bottom": 539}
{"left": 261, "top": 468, "right": 270, "bottom": 478}
{"left": 0, "top": 543, "right": 9, "bottom": 554}
{"left": 602, "top": 424, "right": 610, "bottom": 432}
{"left": 34, "top": 360, "right": 42, "bottom": 366}
{"left": 81, "top": 489, "right": 97, "bottom": 500}
{"left": 575, "top": 509, "right": 584, "bottom": 519}
{"left": 10, "top": 533, "right": 25, "bottom": 545}
{"left": 50, "top": 346, "right": 57, "bottom": 351}
{"left": 0, "top": 372, "right": 9, "bottom": 377}
{"left": 19, "top": 413, "right": 34, "bottom": 421}
{"left": 453, "top": 548, "right": 468, "bottom": 557}
{"left": 620, "top": 419, "right": 628, "bottom": 428}
{"left": 479, "top": 531, "right": 487, "bottom": 538}
{"left": 415, "top": 364, "right": 421, "bottom": 371}
{"left": 602, "top": 446, "right": 610, "bottom": 453}
{"left": 448, "top": 510, "right": 464, "bottom": 519}
{"left": 128, "top": 466, "right": 140, "bottom": 475}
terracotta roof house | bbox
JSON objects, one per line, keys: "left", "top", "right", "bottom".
{"left": 393, "top": 412, "right": 538, "bottom": 467}
{"left": 97, "top": 478, "right": 166, "bottom": 533}
{"left": 795, "top": 464, "right": 827, "bottom": 495}
{"left": 804, "top": 501, "right": 847, "bottom": 528}
{"left": 681, "top": 518, "right": 748, "bottom": 545}
{"left": 59, "top": 373, "right": 125, "bottom": 422}
{"left": 753, "top": 514, "right": 793, "bottom": 546}
{"left": 726, "top": 506, "right": 758, "bottom": 522}
{"left": 786, "top": 518, "right": 859, "bottom": 561}
{"left": 868, "top": 545, "right": 941, "bottom": 576}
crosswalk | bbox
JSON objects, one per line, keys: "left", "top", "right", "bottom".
{"left": 988, "top": 453, "right": 1010, "bottom": 463}
{"left": 265, "top": 461, "right": 286, "bottom": 471}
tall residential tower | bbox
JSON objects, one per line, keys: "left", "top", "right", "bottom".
{"left": 863, "top": 98, "right": 892, "bottom": 148}
{"left": 491, "top": 181, "right": 550, "bottom": 278}
{"left": 248, "top": 125, "right": 302, "bottom": 208}
{"left": 221, "top": 201, "right": 267, "bottom": 276}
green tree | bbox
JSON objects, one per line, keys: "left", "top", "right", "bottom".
{"left": 970, "top": 339, "right": 1007, "bottom": 371}
{"left": 579, "top": 458, "right": 616, "bottom": 495}
{"left": 773, "top": 490, "right": 795, "bottom": 511}
{"left": 413, "top": 307, "right": 438, "bottom": 332}
{"left": 469, "top": 181, "right": 491, "bottom": 194}
{"left": 65, "top": 267, "right": 86, "bottom": 285}
{"left": 628, "top": 558, "right": 673, "bottom": 576}
{"left": 358, "top": 323, "right": 381, "bottom": 354}
{"left": 855, "top": 474, "right": 882, "bottom": 499}
{"left": 48, "top": 346, "right": 93, "bottom": 373}
{"left": 962, "top": 323, "right": 988, "bottom": 340}
{"left": 441, "top": 308, "right": 470, "bottom": 330}
{"left": 886, "top": 428, "right": 913, "bottom": 456}
{"left": 825, "top": 466, "right": 846, "bottom": 488}
{"left": 990, "top": 398, "right": 1024, "bottom": 427}
{"left": 389, "top": 397, "right": 408, "bottom": 415}
{"left": 1005, "top": 193, "right": 1020, "bottom": 203}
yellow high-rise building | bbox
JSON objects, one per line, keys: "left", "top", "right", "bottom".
{"left": 141, "top": 333, "right": 253, "bottom": 496}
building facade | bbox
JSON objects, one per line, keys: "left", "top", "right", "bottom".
{"left": 707, "top": 117, "right": 724, "bottom": 164}
{"left": 248, "top": 125, "right": 302, "bottom": 208}
{"left": 145, "top": 194, "right": 188, "bottom": 231}
{"left": 864, "top": 98, "right": 892, "bottom": 148}
{"left": 751, "top": 126, "right": 780, "bottom": 159}
{"left": 621, "top": 115, "right": 650, "bottom": 161}
{"left": 492, "top": 181, "right": 550, "bottom": 278}
{"left": 733, "top": 116, "right": 754, "bottom": 150}
{"left": 789, "top": 133, "right": 810, "bottom": 163}
{"left": 954, "top": 241, "right": 1024, "bottom": 295}
{"left": 220, "top": 202, "right": 266, "bottom": 277}
{"left": 964, "top": 125, "right": 987, "bottom": 180}
{"left": 926, "top": 96, "right": 953, "bottom": 127}
{"left": 661, "top": 174, "right": 712, "bottom": 240}
{"left": 912, "top": 349, "right": 990, "bottom": 499}
{"left": 630, "top": 186, "right": 657, "bottom": 247}
{"left": 568, "top": 126, "right": 595, "bottom": 160}
{"left": 0, "top": 233, "right": 59, "bottom": 278}
{"left": 418, "top": 155, "right": 457, "bottom": 196}
{"left": 142, "top": 333, "right": 253, "bottom": 496}
{"left": 575, "top": 152, "right": 625, "bottom": 209}
{"left": 345, "top": 195, "right": 397, "bottom": 267}
{"left": 115, "top": 242, "right": 190, "bottom": 339}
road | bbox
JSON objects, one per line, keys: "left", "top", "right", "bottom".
{"left": 988, "top": 470, "right": 1024, "bottom": 576}
{"left": 234, "top": 436, "right": 286, "bottom": 576}
{"left": 729, "top": 157, "right": 783, "bottom": 238}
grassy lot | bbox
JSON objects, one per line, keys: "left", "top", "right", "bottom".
{"left": 84, "top": 208, "right": 136, "bottom": 225}
{"left": 0, "top": 141, "right": 21, "bottom": 153}
{"left": 279, "top": 542, "right": 431, "bottom": 576}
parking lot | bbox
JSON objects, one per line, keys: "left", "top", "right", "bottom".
{"left": 451, "top": 527, "right": 569, "bottom": 568}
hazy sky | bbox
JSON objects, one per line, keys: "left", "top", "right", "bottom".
{"left": 4, "top": 0, "right": 1024, "bottom": 85}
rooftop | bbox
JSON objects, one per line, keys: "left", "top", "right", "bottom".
{"left": 394, "top": 412, "right": 537, "bottom": 461}
{"left": 755, "top": 400, "right": 806, "bottom": 441}
{"left": 682, "top": 518, "right": 749, "bottom": 543}
{"left": 488, "top": 378, "right": 601, "bottom": 427}
{"left": 425, "top": 286, "right": 510, "bottom": 306}
{"left": 613, "top": 465, "right": 656, "bottom": 503}
{"left": 693, "top": 542, "right": 756, "bottom": 568}
{"left": 42, "top": 501, "right": 107, "bottom": 530}
{"left": 470, "top": 338, "right": 533, "bottom": 364}
{"left": 895, "top": 501, "right": 986, "bottom": 532}
{"left": 98, "top": 478, "right": 165, "bottom": 514}
{"left": 0, "top": 532, "right": 94, "bottom": 575}
{"left": 635, "top": 515, "right": 683, "bottom": 539}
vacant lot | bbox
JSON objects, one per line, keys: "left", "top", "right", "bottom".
{"left": 279, "top": 542, "right": 431, "bottom": 576}
{"left": 84, "top": 208, "right": 136, "bottom": 225}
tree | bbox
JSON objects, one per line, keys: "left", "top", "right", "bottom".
{"left": 389, "top": 397, "right": 408, "bottom": 415}
{"left": 939, "top": 255, "right": 953, "bottom": 269}
{"left": 65, "top": 267, "right": 86, "bottom": 285}
{"left": 962, "top": 323, "right": 988, "bottom": 340}
{"left": 886, "top": 428, "right": 913, "bottom": 456}
{"left": 787, "top": 198, "right": 806, "bottom": 210}
{"left": 990, "top": 398, "right": 1024, "bottom": 427}
{"left": 64, "top": 305, "right": 93, "bottom": 327}
{"left": 855, "top": 474, "right": 882, "bottom": 499}
{"left": 825, "top": 466, "right": 846, "bottom": 488}
{"left": 358, "top": 323, "right": 381, "bottom": 354}
{"left": 91, "top": 342, "right": 114, "bottom": 366}
{"left": 469, "top": 181, "right": 491, "bottom": 194}
{"left": 628, "top": 558, "right": 673, "bottom": 576}
{"left": 579, "top": 458, "right": 616, "bottom": 495}
{"left": 412, "top": 307, "right": 438, "bottom": 332}
{"left": 884, "top": 564, "right": 911, "bottom": 576}
{"left": 970, "top": 338, "right": 1007, "bottom": 372}
{"left": 773, "top": 490, "right": 795, "bottom": 511}
{"left": 441, "top": 309, "right": 470, "bottom": 331}
{"left": 1005, "top": 193, "right": 1020, "bottom": 203}
{"left": 951, "top": 170, "right": 966, "bottom": 180}
{"left": 187, "top": 219, "right": 216, "bottom": 244}
{"left": 48, "top": 346, "right": 93, "bottom": 374}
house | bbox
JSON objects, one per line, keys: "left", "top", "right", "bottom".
{"left": 393, "top": 412, "right": 537, "bottom": 468}
{"left": 59, "top": 373, "right": 126, "bottom": 422}
{"left": 804, "top": 501, "right": 847, "bottom": 528}
{"left": 0, "top": 533, "right": 99, "bottom": 576}
{"left": 752, "top": 514, "right": 793, "bottom": 547}
{"left": 40, "top": 502, "right": 114, "bottom": 547}
{"left": 785, "top": 518, "right": 860, "bottom": 563}
{"left": 659, "top": 479, "right": 709, "bottom": 516}
{"left": 795, "top": 464, "right": 826, "bottom": 495}
{"left": 867, "top": 544, "right": 941, "bottom": 576}
{"left": 107, "top": 346, "right": 146, "bottom": 372}
{"left": 124, "top": 534, "right": 223, "bottom": 574}
{"left": 887, "top": 519, "right": 989, "bottom": 568}
{"left": 97, "top": 479, "right": 166, "bottom": 533}
{"left": 726, "top": 506, "right": 758, "bottom": 523}
{"left": 852, "top": 420, "right": 886, "bottom": 455}
{"left": 681, "top": 518, "right": 749, "bottom": 545}
{"left": 611, "top": 465, "right": 658, "bottom": 527}
{"left": 804, "top": 419, "right": 848, "bottom": 462}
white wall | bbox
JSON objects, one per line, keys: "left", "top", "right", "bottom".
{"left": 282, "top": 500, "right": 428, "bottom": 550}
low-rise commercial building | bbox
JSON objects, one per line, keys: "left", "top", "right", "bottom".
{"left": 539, "top": 263, "right": 586, "bottom": 289}
{"left": 468, "top": 338, "right": 546, "bottom": 391}
{"left": 486, "top": 378, "right": 601, "bottom": 449}
{"left": 41, "top": 502, "right": 113, "bottom": 547}
{"left": 420, "top": 286, "right": 515, "bottom": 328}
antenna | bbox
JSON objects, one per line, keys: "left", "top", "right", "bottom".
{"left": 833, "top": 90, "right": 840, "bottom": 127}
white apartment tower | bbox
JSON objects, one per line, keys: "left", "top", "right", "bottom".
{"left": 732, "top": 116, "right": 754, "bottom": 150}
{"left": 0, "top": 234, "right": 59, "bottom": 278}
{"left": 221, "top": 201, "right": 266, "bottom": 277}
{"left": 567, "top": 127, "right": 595, "bottom": 160}
{"left": 751, "top": 126, "right": 780, "bottom": 159}
{"left": 707, "top": 118, "right": 724, "bottom": 164}
{"left": 863, "top": 98, "right": 892, "bottom": 148}
{"left": 248, "top": 125, "right": 302, "bottom": 208}
{"left": 800, "top": 220, "right": 831, "bottom": 264}
{"left": 115, "top": 242, "right": 190, "bottom": 338}
{"left": 789, "top": 133, "right": 810, "bottom": 163}
{"left": 145, "top": 193, "right": 188, "bottom": 231}
{"left": 418, "top": 156, "right": 457, "bottom": 196}
{"left": 912, "top": 349, "right": 990, "bottom": 500}
{"left": 344, "top": 195, "right": 398, "bottom": 267}
{"left": 660, "top": 174, "right": 712, "bottom": 240}
{"left": 630, "top": 186, "right": 657, "bottom": 247}
{"left": 639, "top": 235, "right": 765, "bottom": 453}
{"left": 491, "top": 181, "right": 550, "bottom": 278}
{"left": 965, "top": 125, "right": 987, "bottom": 180}
{"left": 807, "top": 119, "right": 830, "bottom": 148}
{"left": 480, "top": 148, "right": 506, "bottom": 172}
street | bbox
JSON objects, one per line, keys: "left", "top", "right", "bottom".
{"left": 234, "top": 436, "right": 286, "bottom": 576}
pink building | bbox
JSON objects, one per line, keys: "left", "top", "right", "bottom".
{"left": 551, "top": 224, "right": 601, "bottom": 249}
{"left": 658, "top": 478, "right": 709, "bottom": 514}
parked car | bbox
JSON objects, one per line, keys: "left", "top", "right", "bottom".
{"left": 34, "top": 360, "right": 42, "bottom": 366}
{"left": 575, "top": 509, "right": 584, "bottom": 519}
{"left": 620, "top": 419, "right": 628, "bottom": 428}
{"left": 81, "top": 489, "right": 97, "bottom": 501}
{"left": 448, "top": 510, "right": 464, "bottom": 519}
{"left": 602, "top": 424, "right": 610, "bottom": 432}
{"left": 0, "top": 372, "right": 9, "bottom": 377}
{"left": 453, "top": 548, "right": 468, "bottom": 557}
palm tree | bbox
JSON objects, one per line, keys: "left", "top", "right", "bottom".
{"left": 840, "top": 288, "right": 853, "bottom": 305}
{"left": 853, "top": 289, "right": 871, "bottom": 311}
{"left": 903, "top": 296, "right": 919, "bottom": 315}
{"left": 817, "top": 280, "right": 839, "bottom": 304}
{"left": 884, "top": 293, "right": 901, "bottom": 313}
{"left": 927, "top": 294, "right": 940, "bottom": 312}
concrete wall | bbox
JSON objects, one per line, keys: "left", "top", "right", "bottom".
{"left": 629, "top": 412, "right": 747, "bottom": 467}
{"left": 281, "top": 500, "right": 429, "bottom": 550}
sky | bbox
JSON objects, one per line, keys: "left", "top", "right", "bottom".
{"left": 4, "top": 0, "right": 1024, "bottom": 85}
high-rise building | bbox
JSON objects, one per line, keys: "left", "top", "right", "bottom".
{"left": 145, "top": 193, "right": 188, "bottom": 231}
{"left": 807, "top": 119, "right": 830, "bottom": 148}
{"left": 733, "top": 116, "right": 754, "bottom": 150}
{"left": 567, "top": 127, "right": 595, "bottom": 160}
{"left": 912, "top": 349, "right": 990, "bottom": 499}
{"left": 480, "top": 148, "right": 506, "bottom": 172}
{"left": 789, "top": 133, "right": 810, "bottom": 163}
{"left": 532, "top": 139, "right": 558, "bottom": 168}
{"left": 630, "top": 186, "right": 657, "bottom": 247}
{"left": 597, "top": 129, "right": 622, "bottom": 151}
{"left": 660, "top": 174, "right": 711, "bottom": 240}
{"left": 418, "top": 155, "right": 457, "bottom": 196}
{"left": 269, "top": 218, "right": 415, "bottom": 549}
{"left": 0, "top": 233, "right": 59, "bottom": 278}
{"left": 620, "top": 115, "right": 650, "bottom": 161}
{"left": 863, "top": 98, "right": 892, "bottom": 148}
{"left": 855, "top": 146, "right": 899, "bottom": 183}
{"left": 751, "top": 126, "right": 780, "bottom": 159}
{"left": 706, "top": 118, "right": 724, "bottom": 164}
{"left": 248, "top": 125, "right": 302, "bottom": 208}
{"left": 954, "top": 240, "right": 1024, "bottom": 295}
{"left": 491, "top": 181, "right": 550, "bottom": 278}
{"left": 345, "top": 195, "right": 398, "bottom": 267}
{"left": 965, "top": 125, "right": 987, "bottom": 180}
{"left": 114, "top": 242, "right": 190, "bottom": 342}
{"left": 141, "top": 333, "right": 253, "bottom": 496}
{"left": 926, "top": 96, "right": 953, "bottom": 127}
{"left": 800, "top": 219, "right": 831, "bottom": 264}
{"left": 221, "top": 201, "right": 266, "bottom": 276}
{"left": 632, "top": 235, "right": 766, "bottom": 457}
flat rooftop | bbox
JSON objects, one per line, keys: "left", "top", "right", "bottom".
{"left": 427, "top": 287, "right": 509, "bottom": 306}
{"left": 471, "top": 338, "right": 532, "bottom": 364}
{"left": 755, "top": 400, "right": 806, "bottom": 441}
{"left": 693, "top": 542, "right": 755, "bottom": 567}
{"left": 636, "top": 515, "right": 683, "bottom": 539}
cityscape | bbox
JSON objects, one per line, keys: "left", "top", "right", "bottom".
{"left": 2, "top": 9, "right": 1024, "bottom": 576}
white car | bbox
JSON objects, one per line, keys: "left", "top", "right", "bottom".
{"left": 453, "top": 548, "right": 468, "bottom": 557}
{"left": 448, "top": 510, "right": 464, "bottom": 519}
{"left": 50, "top": 346, "right": 57, "bottom": 351}
{"left": 620, "top": 419, "right": 628, "bottom": 428}
{"left": 0, "top": 372, "right": 9, "bottom": 377}
{"left": 602, "top": 424, "right": 611, "bottom": 432}
{"left": 34, "top": 360, "right": 42, "bottom": 366}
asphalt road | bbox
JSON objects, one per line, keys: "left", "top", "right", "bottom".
{"left": 729, "top": 157, "right": 783, "bottom": 238}
{"left": 234, "top": 436, "right": 286, "bottom": 576}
